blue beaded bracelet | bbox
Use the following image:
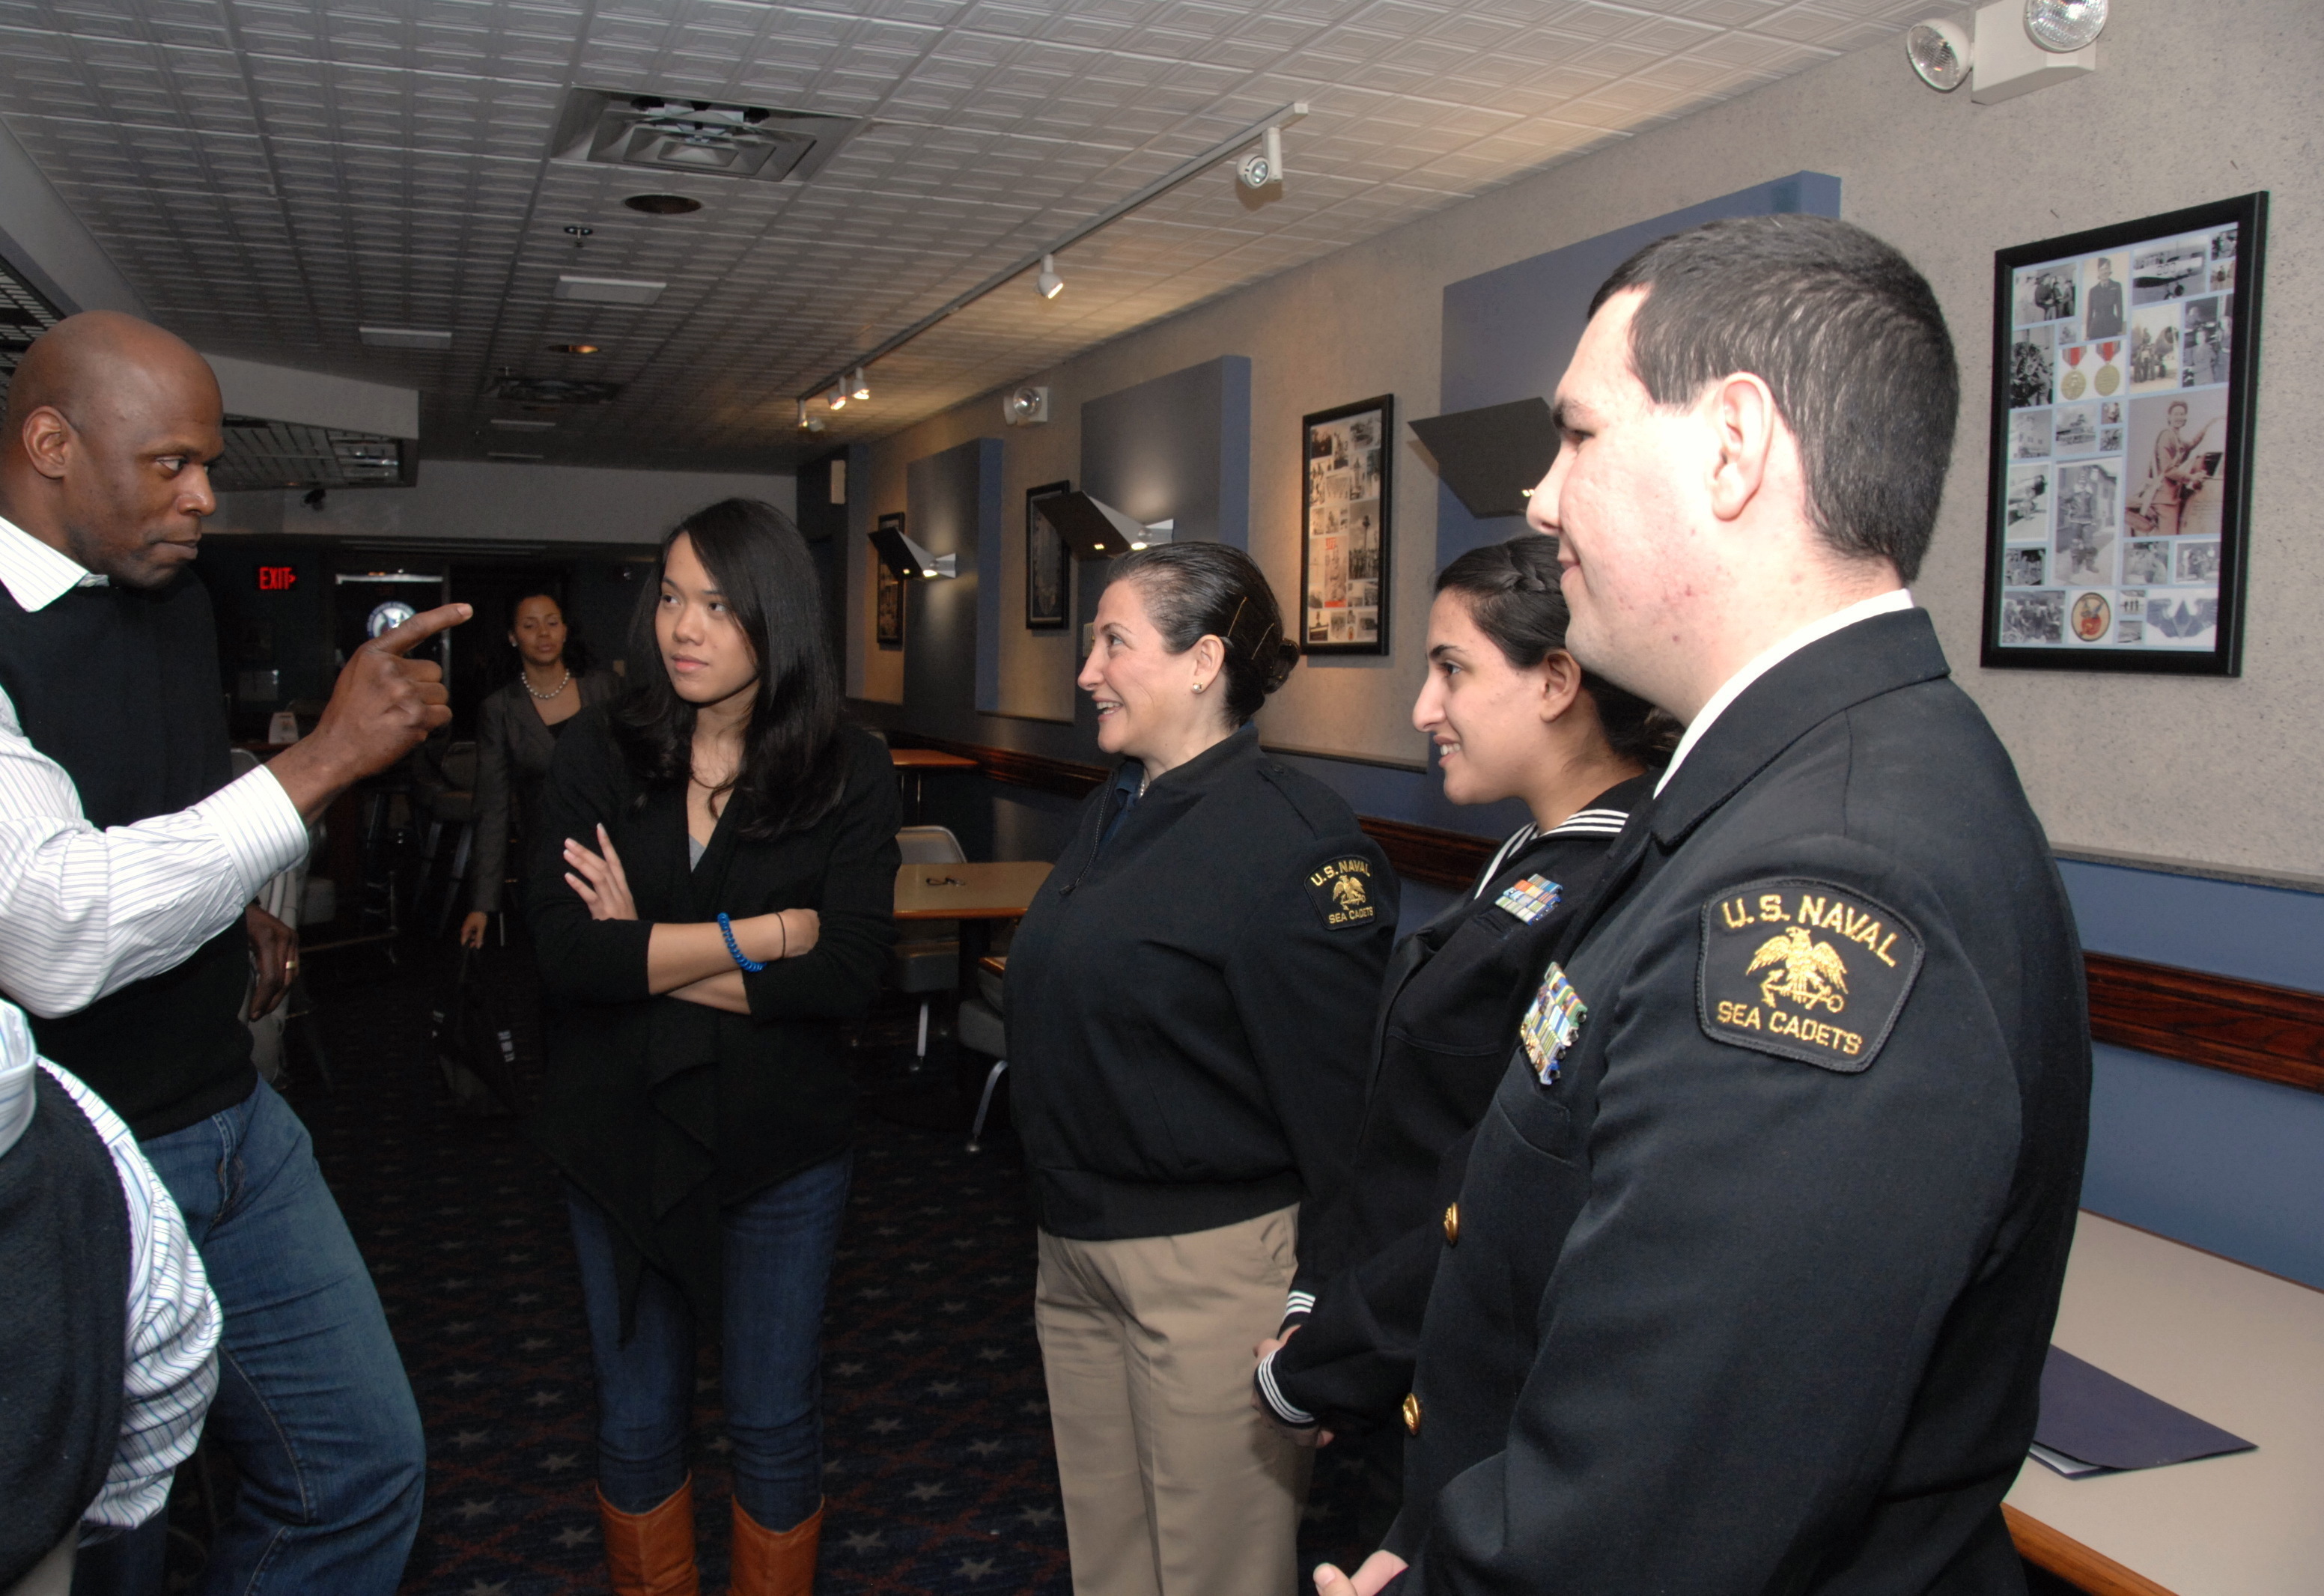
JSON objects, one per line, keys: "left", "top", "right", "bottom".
{"left": 717, "top": 912, "right": 767, "bottom": 973}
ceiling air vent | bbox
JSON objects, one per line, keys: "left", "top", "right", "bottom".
{"left": 211, "top": 419, "right": 414, "bottom": 493}
{"left": 490, "top": 376, "right": 624, "bottom": 406}
{"left": 549, "top": 89, "right": 863, "bottom": 184}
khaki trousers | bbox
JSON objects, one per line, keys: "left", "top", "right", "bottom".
{"left": 1035, "top": 1206, "right": 1311, "bottom": 1596}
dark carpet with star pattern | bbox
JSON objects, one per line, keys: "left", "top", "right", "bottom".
{"left": 225, "top": 948, "right": 1371, "bottom": 1595}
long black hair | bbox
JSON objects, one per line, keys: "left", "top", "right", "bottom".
{"left": 609, "top": 498, "right": 846, "bottom": 838}
{"left": 1434, "top": 537, "right": 1678, "bottom": 769}
{"left": 1108, "top": 542, "right": 1299, "bottom": 726}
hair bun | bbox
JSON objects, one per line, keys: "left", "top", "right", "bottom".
{"left": 1262, "top": 638, "right": 1299, "bottom": 694}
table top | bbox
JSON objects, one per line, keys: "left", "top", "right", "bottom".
{"left": 889, "top": 748, "right": 979, "bottom": 770}
{"left": 2002, "top": 1212, "right": 2324, "bottom": 1595}
{"left": 894, "top": 860, "right": 1051, "bottom": 920}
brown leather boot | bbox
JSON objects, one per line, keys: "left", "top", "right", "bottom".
{"left": 597, "top": 1478, "right": 700, "bottom": 1596}
{"left": 729, "top": 1498, "right": 823, "bottom": 1596}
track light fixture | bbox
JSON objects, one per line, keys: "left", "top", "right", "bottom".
{"left": 797, "top": 398, "right": 811, "bottom": 430}
{"left": 850, "top": 367, "right": 870, "bottom": 401}
{"left": 1035, "top": 254, "right": 1063, "bottom": 300}
{"left": 1237, "top": 125, "right": 1285, "bottom": 191}
{"left": 829, "top": 381, "right": 848, "bottom": 411}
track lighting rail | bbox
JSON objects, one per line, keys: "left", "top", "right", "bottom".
{"left": 795, "top": 101, "right": 1308, "bottom": 409}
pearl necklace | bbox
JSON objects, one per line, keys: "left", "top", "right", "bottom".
{"left": 523, "top": 667, "right": 571, "bottom": 701}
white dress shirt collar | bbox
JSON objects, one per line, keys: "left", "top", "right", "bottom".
{"left": 0, "top": 511, "right": 106, "bottom": 612}
{"left": 1655, "top": 588, "right": 1914, "bottom": 797}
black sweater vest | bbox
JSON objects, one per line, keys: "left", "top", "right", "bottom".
{"left": 0, "top": 1068, "right": 130, "bottom": 1581}
{"left": 0, "top": 574, "right": 255, "bottom": 1138}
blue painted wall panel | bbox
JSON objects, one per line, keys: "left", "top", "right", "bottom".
{"left": 1082, "top": 355, "right": 1252, "bottom": 549}
{"left": 2083, "top": 1042, "right": 2324, "bottom": 1287}
{"left": 2057, "top": 858, "right": 2324, "bottom": 994}
{"left": 1433, "top": 172, "right": 1841, "bottom": 567}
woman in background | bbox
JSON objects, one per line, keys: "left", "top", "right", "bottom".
{"left": 530, "top": 499, "right": 898, "bottom": 1595}
{"left": 1007, "top": 542, "right": 1396, "bottom": 1596}
{"left": 1253, "top": 534, "right": 1674, "bottom": 1542}
{"left": 458, "top": 589, "right": 617, "bottom": 947}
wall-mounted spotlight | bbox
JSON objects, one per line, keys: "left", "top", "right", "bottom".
{"left": 829, "top": 380, "right": 848, "bottom": 411}
{"left": 849, "top": 367, "right": 870, "bottom": 402}
{"left": 1237, "top": 125, "right": 1284, "bottom": 190}
{"left": 869, "top": 520, "right": 957, "bottom": 580}
{"left": 1910, "top": 1, "right": 2104, "bottom": 102}
{"left": 1032, "top": 491, "right": 1175, "bottom": 558}
{"left": 1035, "top": 254, "right": 1064, "bottom": 300}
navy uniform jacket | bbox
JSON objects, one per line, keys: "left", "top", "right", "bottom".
{"left": 1008, "top": 725, "right": 1398, "bottom": 1300}
{"left": 1258, "top": 777, "right": 1649, "bottom": 1431}
{"left": 1387, "top": 609, "right": 2090, "bottom": 1595}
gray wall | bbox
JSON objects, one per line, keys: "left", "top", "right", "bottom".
{"left": 211, "top": 459, "right": 796, "bottom": 546}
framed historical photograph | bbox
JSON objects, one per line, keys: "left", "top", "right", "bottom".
{"left": 1980, "top": 193, "right": 2266, "bottom": 674}
{"left": 1026, "top": 480, "right": 1071, "bottom": 630}
{"left": 874, "top": 511, "right": 905, "bottom": 651}
{"left": 1300, "top": 395, "right": 1393, "bottom": 655}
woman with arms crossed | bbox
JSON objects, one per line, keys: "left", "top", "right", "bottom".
{"left": 1254, "top": 535, "right": 1672, "bottom": 1544}
{"left": 1007, "top": 543, "right": 1398, "bottom": 1596}
{"left": 532, "top": 499, "right": 899, "bottom": 1595}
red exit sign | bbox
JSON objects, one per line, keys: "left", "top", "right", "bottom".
{"left": 256, "top": 565, "right": 298, "bottom": 591}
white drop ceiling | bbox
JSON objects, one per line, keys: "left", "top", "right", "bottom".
{"left": 0, "top": 0, "right": 1929, "bottom": 472}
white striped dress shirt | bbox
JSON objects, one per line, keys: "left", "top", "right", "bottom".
{"left": 0, "top": 1000, "right": 220, "bottom": 1531}
{"left": 0, "top": 515, "right": 311, "bottom": 1017}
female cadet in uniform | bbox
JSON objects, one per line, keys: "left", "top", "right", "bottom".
{"left": 1006, "top": 542, "right": 1397, "bottom": 1596}
{"left": 1251, "top": 534, "right": 1673, "bottom": 1538}
{"left": 530, "top": 499, "right": 899, "bottom": 1595}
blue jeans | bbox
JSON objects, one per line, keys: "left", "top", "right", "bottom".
{"left": 141, "top": 1080, "right": 424, "bottom": 1595}
{"left": 566, "top": 1151, "right": 852, "bottom": 1529}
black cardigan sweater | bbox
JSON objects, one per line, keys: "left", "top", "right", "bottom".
{"left": 1006, "top": 725, "right": 1398, "bottom": 1303}
{"left": 527, "top": 710, "right": 899, "bottom": 1324}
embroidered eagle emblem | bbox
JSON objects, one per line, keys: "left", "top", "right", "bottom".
{"left": 1744, "top": 925, "right": 1850, "bottom": 1014}
{"left": 1331, "top": 874, "right": 1368, "bottom": 909}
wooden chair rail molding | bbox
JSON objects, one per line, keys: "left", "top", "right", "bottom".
{"left": 886, "top": 734, "right": 2324, "bottom": 1095}
{"left": 2002, "top": 1506, "right": 2179, "bottom": 1596}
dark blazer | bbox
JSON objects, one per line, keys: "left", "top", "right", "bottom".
{"left": 1006, "top": 725, "right": 1397, "bottom": 1300}
{"left": 469, "top": 668, "right": 619, "bottom": 913}
{"left": 1259, "top": 776, "right": 1649, "bottom": 1433}
{"left": 526, "top": 710, "right": 899, "bottom": 1323}
{"left": 1387, "top": 609, "right": 2090, "bottom": 1595}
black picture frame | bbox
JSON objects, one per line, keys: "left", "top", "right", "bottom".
{"left": 1026, "top": 480, "right": 1071, "bottom": 630}
{"left": 874, "top": 512, "right": 905, "bottom": 651}
{"left": 1980, "top": 193, "right": 2266, "bottom": 674}
{"left": 1299, "top": 395, "right": 1393, "bottom": 654}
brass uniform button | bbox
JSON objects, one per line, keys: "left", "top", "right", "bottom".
{"left": 1402, "top": 1392, "right": 1423, "bottom": 1435}
{"left": 1442, "top": 1202, "right": 1460, "bottom": 1246}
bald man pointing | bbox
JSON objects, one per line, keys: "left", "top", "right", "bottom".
{"left": 0, "top": 312, "right": 465, "bottom": 1592}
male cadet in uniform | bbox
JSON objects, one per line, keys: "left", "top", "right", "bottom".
{"left": 1315, "top": 216, "right": 2090, "bottom": 1596}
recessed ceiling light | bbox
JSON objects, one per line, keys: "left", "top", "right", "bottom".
{"left": 490, "top": 418, "right": 556, "bottom": 432}
{"left": 553, "top": 275, "right": 665, "bottom": 305}
{"left": 624, "top": 193, "right": 703, "bottom": 216}
{"left": 547, "top": 342, "right": 601, "bottom": 354}
{"left": 359, "top": 326, "right": 452, "bottom": 350}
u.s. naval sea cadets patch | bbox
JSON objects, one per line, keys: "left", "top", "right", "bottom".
{"left": 1697, "top": 879, "right": 1924, "bottom": 1073}
{"left": 1306, "top": 856, "right": 1379, "bottom": 930}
